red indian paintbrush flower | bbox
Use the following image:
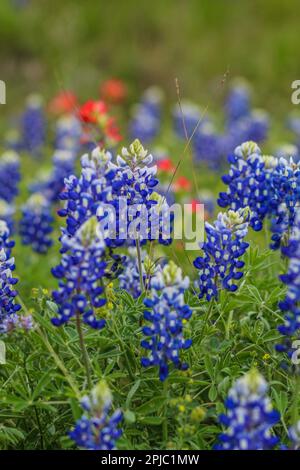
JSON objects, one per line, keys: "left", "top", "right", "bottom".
{"left": 48, "top": 91, "right": 77, "bottom": 115}
{"left": 100, "top": 79, "right": 127, "bottom": 104}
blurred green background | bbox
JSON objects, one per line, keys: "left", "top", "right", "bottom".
{"left": 0, "top": 0, "right": 300, "bottom": 116}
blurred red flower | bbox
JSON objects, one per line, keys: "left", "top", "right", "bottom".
{"left": 106, "top": 117, "right": 122, "bottom": 143}
{"left": 100, "top": 79, "right": 127, "bottom": 104}
{"left": 48, "top": 91, "right": 77, "bottom": 115}
{"left": 78, "top": 100, "right": 108, "bottom": 124}
{"left": 188, "top": 199, "right": 202, "bottom": 213}
{"left": 157, "top": 158, "right": 176, "bottom": 173}
{"left": 173, "top": 176, "right": 192, "bottom": 192}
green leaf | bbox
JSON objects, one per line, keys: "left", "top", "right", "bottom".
{"left": 136, "top": 396, "right": 166, "bottom": 414}
{"left": 208, "top": 384, "right": 218, "bottom": 402}
{"left": 138, "top": 416, "right": 164, "bottom": 425}
{"left": 125, "top": 379, "right": 141, "bottom": 408}
{"left": 32, "top": 369, "right": 54, "bottom": 400}
{"left": 124, "top": 409, "right": 136, "bottom": 424}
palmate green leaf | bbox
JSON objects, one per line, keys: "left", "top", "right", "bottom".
{"left": 31, "top": 369, "right": 55, "bottom": 400}
{"left": 0, "top": 425, "right": 25, "bottom": 445}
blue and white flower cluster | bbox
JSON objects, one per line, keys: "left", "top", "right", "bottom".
{"left": 275, "top": 210, "right": 300, "bottom": 370}
{"left": 0, "top": 220, "right": 32, "bottom": 333}
{"left": 58, "top": 146, "right": 116, "bottom": 238}
{"left": 0, "top": 150, "right": 20, "bottom": 231}
{"left": 215, "top": 370, "right": 280, "bottom": 450}
{"left": 19, "top": 193, "right": 53, "bottom": 254}
{"left": 51, "top": 216, "right": 107, "bottom": 329}
{"left": 21, "top": 94, "right": 46, "bottom": 156}
{"left": 30, "top": 150, "right": 76, "bottom": 203}
{"left": 20, "top": 113, "right": 81, "bottom": 254}
{"left": 219, "top": 141, "right": 300, "bottom": 249}
{"left": 141, "top": 261, "right": 192, "bottom": 381}
{"left": 70, "top": 380, "right": 122, "bottom": 450}
{"left": 129, "top": 87, "right": 163, "bottom": 143}
{"left": 172, "top": 82, "right": 269, "bottom": 170}
{"left": 108, "top": 139, "right": 172, "bottom": 245}
{"left": 225, "top": 81, "right": 251, "bottom": 124}
{"left": 0, "top": 151, "right": 21, "bottom": 204}
{"left": 54, "top": 115, "right": 81, "bottom": 153}
{"left": 194, "top": 208, "right": 249, "bottom": 301}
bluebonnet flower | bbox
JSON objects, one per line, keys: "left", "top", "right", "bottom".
{"left": 141, "top": 261, "right": 192, "bottom": 381}
{"left": 193, "top": 208, "right": 249, "bottom": 301}
{"left": 19, "top": 193, "right": 53, "bottom": 254}
{"left": 119, "top": 247, "right": 147, "bottom": 298}
{"left": 243, "top": 109, "right": 269, "bottom": 143}
{"left": 21, "top": 95, "right": 46, "bottom": 156}
{"left": 0, "top": 151, "right": 20, "bottom": 203}
{"left": 54, "top": 115, "right": 81, "bottom": 152}
{"left": 119, "top": 248, "right": 161, "bottom": 298}
{"left": 108, "top": 140, "right": 173, "bottom": 246}
{"left": 269, "top": 158, "right": 300, "bottom": 250}
{"left": 51, "top": 216, "right": 107, "bottom": 329}
{"left": 219, "top": 142, "right": 300, "bottom": 249}
{"left": 0, "top": 220, "right": 32, "bottom": 333}
{"left": 140, "top": 86, "right": 164, "bottom": 119}
{"left": 198, "top": 190, "right": 215, "bottom": 218}
{"left": 287, "top": 113, "right": 300, "bottom": 154}
{"left": 129, "top": 104, "right": 160, "bottom": 143}
{"left": 30, "top": 150, "right": 76, "bottom": 203}
{"left": 129, "top": 88, "right": 163, "bottom": 143}
{"left": 70, "top": 380, "right": 122, "bottom": 450}
{"left": 218, "top": 141, "right": 277, "bottom": 232}
{"left": 288, "top": 421, "right": 300, "bottom": 449}
{"left": 173, "top": 101, "right": 205, "bottom": 140}
{"left": 58, "top": 146, "right": 116, "bottom": 237}
{"left": 275, "top": 144, "right": 299, "bottom": 163}
{"left": 193, "top": 122, "right": 223, "bottom": 170}
{"left": 0, "top": 200, "right": 15, "bottom": 234}
{"left": 215, "top": 370, "right": 280, "bottom": 450}
{"left": 275, "top": 210, "right": 300, "bottom": 370}
{"left": 225, "top": 81, "right": 251, "bottom": 124}
{"left": 4, "top": 129, "right": 23, "bottom": 152}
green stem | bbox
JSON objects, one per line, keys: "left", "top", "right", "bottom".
{"left": 36, "top": 327, "right": 80, "bottom": 398}
{"left": 199, "top": 300, "right": 214, "bottom": 345}
{"left": 162, "top": 379, "right": 169, "bottom": 445}
{"left": 111, "top": 318, "right": 135, "bottom": 382}
{"left": 291, "top": 375, "right": 300, "bottom": 425}
{"left": 75, "top": 310, "right": 92, "bottom": 389}
{"left": 136, "top": 238, "right": 144, "bottom": 294}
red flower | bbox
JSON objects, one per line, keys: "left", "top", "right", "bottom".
{"left": 48, "top": 91, "right": 77, "bottom": 115}
{"left": 157, "top": 158, "right": 175, "bottom": 173}
{"left": 100, "top": 79, "right": 127, "bottom": 104}
{"left": 78, "top": 100, "right": 108, "bottom": 124}
{"left": 105, "top": 117, "right": 122, "bottom": 143}
{"left": 173, "top": 176, "right": 192, "bottom": 192}
{"left": 188, "top": 199, "right": 203, "bottom": 213}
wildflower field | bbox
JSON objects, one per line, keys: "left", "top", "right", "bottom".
{"left": 2, "top": 0, "right": 300, "bottom": 453}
